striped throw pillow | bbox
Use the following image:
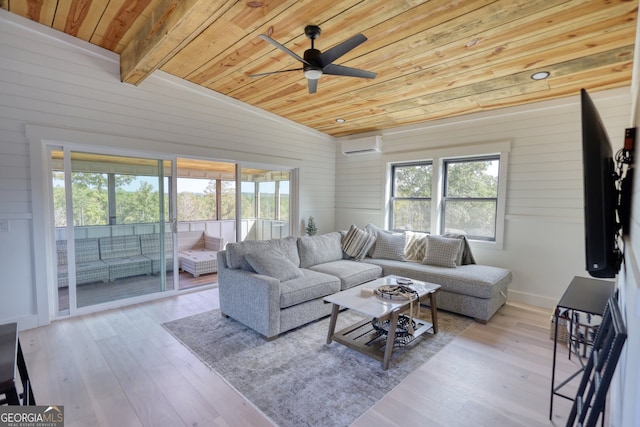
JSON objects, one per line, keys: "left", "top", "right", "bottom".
{"left": 341, "top": 225, "right": 376, "bottom": 261}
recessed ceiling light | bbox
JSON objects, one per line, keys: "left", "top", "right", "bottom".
{"left": 531, "top": 71, "right": 550, "bottom": 80}
{"left": 336, "top": 118, "right": 345, "bottom": 123}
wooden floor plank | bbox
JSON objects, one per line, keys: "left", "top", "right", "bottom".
{"left": 19, "top": 289, "right": 581, "bottom": 426}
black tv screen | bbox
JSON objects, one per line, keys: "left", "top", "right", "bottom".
{"left": 581, "top": 88, "right": 620, "bottom": 278}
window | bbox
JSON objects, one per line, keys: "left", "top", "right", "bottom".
{"left": 390, "top": 163, "right": 432, "bottom": 232}
{"left": 389, "top": 154, "right": 502, "bottom": 242}
{"left": 442, "top": 156, "right": 499, "bottom": 240}
{"left": 176, "top": 178, "right": 217, "bottom": 221}
{"left": 52, "top": 155, "right": 170, "bottom": 227}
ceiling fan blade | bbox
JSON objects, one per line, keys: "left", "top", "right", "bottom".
{"left": 258, "top": 34, "right": 311, "bottom": 65}
{"left": 249, "top": 67, "right": 303, "bottom": 78}
{"left": 317, "top": 34, "right": 368, "bottom": 67}
{"left": 322, "top": 63, "right": 376, "bottom": 79}
{"left": 308, "top": 78, "right": 318, "bottom": 94}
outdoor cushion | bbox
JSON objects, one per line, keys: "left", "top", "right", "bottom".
{"left": 245, "top": 250, "right": 303, "bottom": 282}
{"left": 102, "top": 255, "right": 152, "bottom": 281}
{"left": 180, "top": 249, "right": 218, "bottom": 277}
{"left": 99, "top": 235, "right": 143, "bottom": 260}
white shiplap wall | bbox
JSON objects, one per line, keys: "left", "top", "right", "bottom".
{"left": 0, "top": 10, "right": 336, "bottom": 328}
{"left": 609, "top": 31, "right": 640, "bottom": 424}
{"left": 336, "top": 87, "right": 632, "bottom": 308}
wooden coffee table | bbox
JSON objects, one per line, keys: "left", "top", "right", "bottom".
{"left": 324, "top": 275, "right": 440, "bottom": 370}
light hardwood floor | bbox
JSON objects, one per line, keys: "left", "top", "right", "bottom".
{"left": 19, "top": 289, "right": 583, "bottom": 426}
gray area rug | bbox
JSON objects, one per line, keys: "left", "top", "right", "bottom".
{"left": 163, "top": 308, "right": 473, "bottom": 427}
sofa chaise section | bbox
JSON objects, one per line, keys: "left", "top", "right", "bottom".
{"left": 362, "top": 258, "right": 511, "bottom": 322}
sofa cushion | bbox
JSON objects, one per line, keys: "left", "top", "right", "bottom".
{"left": 279, "top": 269, "right": 341, "bottom": 308}
{"left": 298, "top": 232, "right": 343, "bottom": 268}
{"left": 371, "top": 230, "right": 406, "bottom": 261}
{"left": 423, "top": 235, "right": 462, "bottom": 268}
{"left": 341, "top": 225, "right": 376, "bottom": 261}
{"left": 245, "top": 250, "right": 304, "bottom": 282}
{"left": 226, "top": 236, "right": 300, "bottom": 270}
{"left": 309, "top": 260, "right": 382, "bottom": 290}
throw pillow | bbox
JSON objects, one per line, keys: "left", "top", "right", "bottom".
{"left": 404, "top": 231, "right": 429, "bottom": 262}
{"left": 423, "top": 235, "right": 463, "bottom": 268}
{"left": 371, "top": 230, "right": 406, "bottom": 261}
{"left": 297, "top": 232, "right": 343, "bottom": 268}
{"left": 245, "top": 250, "right": 304, "bottom": 282}
{"left": 341, "top": 224, "right": 376, "bottom": 261}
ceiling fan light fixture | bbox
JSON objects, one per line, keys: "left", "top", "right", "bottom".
{"left": 531, "top": 71, "right": 550, "bottom": 80}
{"left": 336, "top": 118, "right": 345, "bottom": 123}
{"left": 304, "top": 69, "right": 323, "bottom": 80}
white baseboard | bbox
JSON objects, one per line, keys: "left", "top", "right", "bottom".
{"left": 507, "top": 290, "right": 557, "bottom": 310}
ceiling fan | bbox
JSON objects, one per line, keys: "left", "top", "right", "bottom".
{"left": 250, "top": 25, "right": 376, "bottom": 94}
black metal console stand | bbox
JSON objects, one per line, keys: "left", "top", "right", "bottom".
{"left": 0, "top": 322, "right": 35, "bottom": 406}
{"left": 549, "top": 276, "right": 614, "bottom": 422}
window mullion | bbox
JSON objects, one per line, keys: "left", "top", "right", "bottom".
{"left": 433, "top": 159, "right": 443, "bottom": 235}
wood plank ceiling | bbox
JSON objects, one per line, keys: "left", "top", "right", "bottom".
{"left": 2, "top": 0, "right": 637, "bottom": 137}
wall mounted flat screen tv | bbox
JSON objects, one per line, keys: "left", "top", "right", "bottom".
{"left": 581, "top": 88, "right": 621, "bottom": 278}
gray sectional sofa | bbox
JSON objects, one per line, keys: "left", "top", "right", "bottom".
{"left": 218, "top": 226, "right": 512, "bottom": 339}
{"left": 218, "top": 233, "right": 382, "bottom": 340}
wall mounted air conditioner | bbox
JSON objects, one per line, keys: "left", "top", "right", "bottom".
{"left": 341, "top": 135, "right": 383, "bottom": 155}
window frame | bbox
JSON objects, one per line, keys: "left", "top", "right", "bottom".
{"left": 440, "top": 155, "right": 500, "bottom": 241}
{"left": 389, "top": 161, "right": 433, "bottom": 233}
{"left": 385, "top": 141, "right": 509, "bottom": 249}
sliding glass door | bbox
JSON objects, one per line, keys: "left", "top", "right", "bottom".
{"left": 52, "top": 150, "right": 174, "bottom": 314}
{"left": 49, "top": 149, "right": 297, "bottom": 316}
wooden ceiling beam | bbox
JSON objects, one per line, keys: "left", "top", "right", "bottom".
{"left": 120, "top": 0, "right": 234, "bottom": 85}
